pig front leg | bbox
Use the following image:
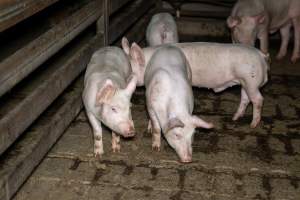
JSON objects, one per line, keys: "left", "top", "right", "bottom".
{"left": 147, "top": 120, "right": 152, "bottom": 134}
{"left": 232, "top": 88, "right": 250, "bottom": 121}
{"left": 245, "top": 87, "right": 264, "bottom": 128}
{"left": 111, "top": 132, "right": 121, "bottom": 153}
{"left": 291, "top": 17, "right": 300, "bottom": 63}
{"left": 258, "top": 29, "right": 269, "bottom": 55}
{"left": 277, "top": 22, "right": 292, "bottom": 60}
{"left": 148, "top": 108, "right": 162, "bottom": 151}
{"left": 87, "top": 112, "right": 104, "bottom": 157}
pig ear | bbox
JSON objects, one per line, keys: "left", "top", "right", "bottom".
{"left": 125, "top": 74, "right": 137, "bottom": 97}
{"left": 164, "top": 117, "right": 185, "bottom": 133}
{"left": 121, "top": 37, "right": 130, "bottom": 55}
{"left": 227, "top": 16, "right": 241, "bottom": 28}
{"left": 253, "top": 13, "right": 265, "bottom": 24}
{"left": 95, "top": 79, "right": 117, "bottom": 106}
{"left": 130, "top": 43, "right": 145, "bottom": 67}
{"left": 192, "top": 116, "right": 214, "bottom": 129}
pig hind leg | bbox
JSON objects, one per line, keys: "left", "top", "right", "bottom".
{"left": 148, "top": 108, "right": 162, "bottom": 151}
{"left": 245, "top": 87, "right": 264, "bottom": 128}
{"left": 277, "top": 22, "right": 292, "bottom": 60}
{"left": 232, "top": 88, "right": 250, "bottom": 121}
{"left": 112, "top": 132, "right": 121, "bottom": 153}
{"left": 291, "top": 16, "right": 300, "bottom": 63}
{"left": 87, "top": 112, "right": 104, "bottom": 157}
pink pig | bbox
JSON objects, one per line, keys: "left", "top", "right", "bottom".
{"left": 227, "top": 0, "right": 300, "bottom": 63}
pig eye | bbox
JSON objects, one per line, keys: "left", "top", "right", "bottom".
{"left": 111, "top": 107, "right": 118, "bottom": 113}
{"left": 175, "top": 133, "right": 182, "bottom": 140}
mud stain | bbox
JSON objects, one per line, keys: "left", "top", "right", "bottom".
{"left": 169, "top": 191, "right": 183, "bottom": 200}
{"left": 69, "top": 158, "right": 81, "bottom": 170}
{"left": 274, "top": 135, "right": 295, "bottom": 155}
{"left": 123, "top": 165, "right": 134, "bottom": 176}
{"left": 262, "top": 176, "right": 272, "bottom": 200}
{"left": 275, "top": 105, "right": 284, "bottom": 120}
{"left": 233, "top": 173, "right": 244, "bottom": 192}
{"left": 193, "top": 133, "right": 220, "bottom": 154}
{"left": 290, "top": 178, "right": 299, "bottom": 189}
{"left": 177, "top": 169, "right": 186, "bottom": 189}
{"left": 242, "top": 136, "right": 273, "bottom": 163}
{"left": 150, "top": 167, "right": 158, "bottom": 180}
{"left": 113, "top": 192, "right": 123, "bottom": 200}
{"left": 91, "top": 168, "right": 105, "bottom": 185}
{"left": 132, "top": 186, "right": 153, "bottom": 192}
{"left": 256, "top": 136, "right": 273, "bottom": 163}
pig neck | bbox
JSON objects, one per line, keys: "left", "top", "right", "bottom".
{"left": 161, "top": 101, "right": 192, "bottom": 135}
{"left": 142, "top": 47, "right": 159, "bottom": 85}
{"left": 94, "top": 69, "right": 127, "bottom": 89}
{"left": 163, "top": 75, "right": 194, "bottom": 133}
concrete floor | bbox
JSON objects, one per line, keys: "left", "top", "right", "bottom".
{"left": 14, "top": 48, "right": 300, "bottom": 200}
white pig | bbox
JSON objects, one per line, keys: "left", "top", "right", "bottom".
{"left": 145, "top": 45, "right": 213, "bottom": 162}
{"left": 146, "top": 12, "right": 179, "bottom": 46}
{"left": 122, "top": 37, "right": 269, "bottom": 128}
{"left": 227, "top": 0, "right": 300, "bottom": 63}
{"left": 83, "top": 47, "right": 137, "bottom": 157}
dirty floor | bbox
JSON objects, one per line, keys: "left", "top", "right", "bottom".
{"left": 14, "top": 48, "right": 300, "bottom": 200}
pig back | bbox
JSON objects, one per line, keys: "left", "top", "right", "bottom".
{"left": 144, "top": 46, "right": 189, "bottom": 85}
{"left": 173, "top": 42, "right": 268, "bottom": 88}
{"left": 146, "top": 13, "right": 178, "bottom": 46}
{"left": 84, "top": 46, "right": 131, "bottom": 83}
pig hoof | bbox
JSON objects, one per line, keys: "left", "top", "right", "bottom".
{"left": 152, "top": 145, "right": 160, "bottom": 152}
{"left": 94, "top": 153, "right": 102, "bottom": 160}
{"left": 94, "top": 149, "right": 104, "bottom": 158}
{"left": 232, "top": 113, "right": 243, "bottom": 121}
{"left": 232, "top": 115, "right": 239, "bottom": 121}
{"left": 112, "top": 145, "right": 121, "bottom": 153}
{"left": 276, "top": 54, "right": 285, "bottom": 60}
{"left": 250, "top": 121, "right": 259, "bottom": 128}
{"left": 291, "top": 56, "right": 300, "bottom": 63}
{"left": 180, "top": 159, "right": 192, "bottom": 163}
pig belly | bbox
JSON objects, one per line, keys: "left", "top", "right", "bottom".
{"left": 191, "top": 71, "right": 240, "bottom": 91}
{"left": 191, "top": 62, "right": 240, "bottom": 91}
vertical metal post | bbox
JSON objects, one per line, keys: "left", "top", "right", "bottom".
{"left": 96, "top": 0, "right": 109, "bottom": 46}
{"left": 103, "top": 0, "right": 109, "bottom": 45}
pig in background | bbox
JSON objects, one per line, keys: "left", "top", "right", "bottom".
{"left": 122, "top": 37, "right": 269, "bottom": 128}
{"left": 146, "top": 12, "right": 179, "bottom": 46}
{"left": 227, "top": 0, "right": 300, "bottom": 63}
{"left": 144, "top": 45, "right": 213, "bottom": 162}
{"left": 82, "top": 47, "right": 137, "bottom": 157}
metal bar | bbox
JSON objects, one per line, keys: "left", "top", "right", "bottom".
{"left": 104, "top": 0, "right": 109, "bottom": 45}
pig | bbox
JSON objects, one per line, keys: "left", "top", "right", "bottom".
{"left": 146, "top": 12, "right": 179, "bottom": 46}
{"left": 122, "top": 37, "right": 269, "bottom": 128}
{"left": 144, "top": 45, "right": 213, "bottom": 162}
{"left": 82, "top": 46, "right": 137, "bottom": 157}
{"left": 227, "top": 0, "right": 300, "bottom": 63}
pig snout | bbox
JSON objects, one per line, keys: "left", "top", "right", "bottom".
{"left": 178, "top": 150, "right": 192, "bottom": 163}
{"left": 179, "top": 153, "right": 192, "bottom": 163}
{"left": 119, "top": 122, "right": 135, "bottom": 137}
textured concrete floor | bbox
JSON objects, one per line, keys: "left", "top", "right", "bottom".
{"left": 14, "top": 49, "right": 300, "bottom": 200}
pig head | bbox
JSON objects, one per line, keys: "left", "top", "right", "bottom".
{"left": 95, "top": 75, "right": 137, "bottom": 137}
{"left": 163, "top": 115, "right": 213, "bottom": 163}
{"left": 227, "top": 0, "right": 300, "bottom": 62}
